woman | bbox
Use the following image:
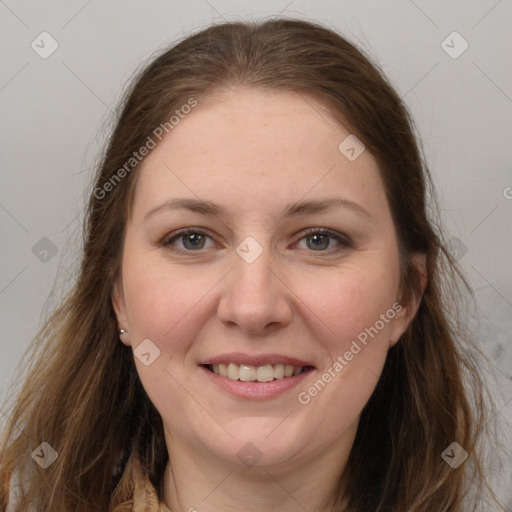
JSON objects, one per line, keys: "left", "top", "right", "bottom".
{"left": 0, "top": 18, "right": 504, "bottom": 512}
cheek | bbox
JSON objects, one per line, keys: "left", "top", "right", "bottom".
{"left": 290, "top": 262, "right": 400, "bottom": 354}
{"left": 292, "top": 267, "right": 398, "bottom": 429}
{"left": 121, "top": 250, "right": 222, "bottom": 346}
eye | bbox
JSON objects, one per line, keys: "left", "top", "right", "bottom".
{"left": 294, "top": 228, "right": 351, "bottom": 252}
{"left": 161, "top": 229, "right": 216, "bottom": 252}
{"left": 160, "top": 227, "right": 351, "bottom": 254}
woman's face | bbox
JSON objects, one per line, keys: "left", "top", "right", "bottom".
{"left": 113, "top": 87, "right": 420, "bottom": 472}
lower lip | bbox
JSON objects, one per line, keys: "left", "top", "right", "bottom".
{"left": 200, "top": 366, "right": 314, "bottom": 400}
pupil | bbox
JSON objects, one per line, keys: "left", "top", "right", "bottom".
{"left": 184, "top": 233, "right": 204, "bottom": 249}
{"left": 308, "top": 234, "right": 328, "bottom": 250}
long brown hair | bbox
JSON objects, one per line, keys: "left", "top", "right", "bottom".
{"left": 0, "top": 18, "right": 503, "bottom": 511}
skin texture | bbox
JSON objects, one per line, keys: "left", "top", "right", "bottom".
{"left": 112, "top": 87, "right": 426, "bottom": 512}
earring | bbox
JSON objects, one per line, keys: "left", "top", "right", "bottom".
{"left": 119, "top": 328, "right": 127, "bottom": 335}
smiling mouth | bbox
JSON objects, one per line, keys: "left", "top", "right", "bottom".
{"left": 202, "top": 363, "right": 315, "bottom": 383}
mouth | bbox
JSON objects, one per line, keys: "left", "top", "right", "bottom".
{"left": 198, "top": 354, "right": 316, "bottom": 399}
{"left": 200, "top": 363, "right": 315, "bottom": 400}
{"left": 201, "top": 362, "right": 315, "bottom": 382}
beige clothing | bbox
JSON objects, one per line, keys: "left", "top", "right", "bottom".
{"left": 131, "top": 471, "right": 171, "bottom": 512}
{"left": 121, "top": 453, "right": 172, "bottom": 512}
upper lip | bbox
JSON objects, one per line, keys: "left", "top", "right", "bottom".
{"left": 200, "top": 353, "right": 315, "bottom": 368}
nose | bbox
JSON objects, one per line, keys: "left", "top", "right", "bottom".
{"left": 217, "top": 239, "right": 293, "bottom": 335}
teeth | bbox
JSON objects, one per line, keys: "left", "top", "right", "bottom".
{"left": 239, "top": 364, "right": 256, "bottom": 381}
{"left": 274, "top": 363, "right": 284, "bottom": 379}
{"left": 209, "top": 362, "right": 305, "bottom": 382}
{"left": 227, "top": 363, "right": 239, "bottom": 380}
{"left": 256, "top": 364, "right": 274, "bottom": 382}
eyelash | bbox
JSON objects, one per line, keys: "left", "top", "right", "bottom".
{"left": 160, "top": 227, "right": 352, "bottom": 255}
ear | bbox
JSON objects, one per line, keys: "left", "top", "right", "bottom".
{"left": 389, "top": 252, "right": 428, "bottom": 347}
{"left": 112, "top": 279, "right": 131, "bottom": 347}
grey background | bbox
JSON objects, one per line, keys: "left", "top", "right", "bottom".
{"left": 1, "top": 0, "right": 511, "bottom": 506}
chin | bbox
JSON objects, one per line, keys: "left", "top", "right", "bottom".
{"left": 199, "top": 416, "right": 318, "bottom": 470}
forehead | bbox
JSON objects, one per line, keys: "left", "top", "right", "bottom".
{"left": 131, "top": 87, "right": 387, "bottom": 223}
{"left": 154, "top": 86, "right": 355, "bottom": 163}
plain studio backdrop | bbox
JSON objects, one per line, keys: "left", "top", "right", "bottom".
{"left": 0, "top": 0, "right": 511, "bottom": 507}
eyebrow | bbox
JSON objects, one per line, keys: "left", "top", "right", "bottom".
{"left": 143, "top": 197, "right": 374, "bottom": 223}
